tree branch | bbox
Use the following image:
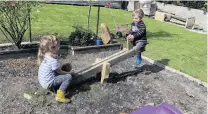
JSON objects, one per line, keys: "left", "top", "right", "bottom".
{"left": 1, "top": 24, "right": 16, "bottom": 43}
{"left": 0, "top": 27, "right": 14, "bottom": 45}
{"left": 4, "top": 12, "right": 17, "bottom": 39}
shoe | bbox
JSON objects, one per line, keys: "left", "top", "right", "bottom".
{"left": 55, "top": 90, "right": 71, "bottom": 103}
{"left": 136, "top": 55, "right": 142, "bottom": 65}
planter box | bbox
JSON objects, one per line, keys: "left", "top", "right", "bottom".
{"left": 69, "top": 43, "right": 122, "bottom": 55}
{"left": 0, "top": 41, "right": 122, "bottom": 59}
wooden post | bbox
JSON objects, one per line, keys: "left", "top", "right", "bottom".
{"left": 101, "top": 62, "right": 110, "bottom": 84}
{"left": 87, "top": 2, "right": 91, "bottom": 29}
{"left": 96, "top": 7, "right": 100, "bottom": 37}
{"left": 28, "top": 9, "right": 32, "bottom": 42}
{"left": 127, "top": 39, "right": 133, "bottom": 50}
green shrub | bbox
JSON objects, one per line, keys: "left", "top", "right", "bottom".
{"left": 68, "top": 25, "right": 96, "bottom": 46}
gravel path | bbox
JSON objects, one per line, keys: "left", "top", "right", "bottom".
{"left": 0, "top": 50, "right": 206, "bottom": 114}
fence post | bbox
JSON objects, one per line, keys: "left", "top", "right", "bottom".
{"left": 96, "top": 6, "right": 100, "bottom": 37}
{"left": 28, "top": 9, "right": 32, "bottom": 42}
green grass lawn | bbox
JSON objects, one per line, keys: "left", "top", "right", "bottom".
{"left": 0, "top": 3, "right": 206, "bottom": 82}
{"left": 30, "top": 4, "right": 132, "bottom": 41}
{"left": 143, "top": 18, "right": 206, "bottom": 82}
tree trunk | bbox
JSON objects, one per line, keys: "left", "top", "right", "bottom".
{"left": 16, "top": 41, "right": 22, "bottom": 49}
{"left": 16, "top": 36, "right": 23, "bottom": 49}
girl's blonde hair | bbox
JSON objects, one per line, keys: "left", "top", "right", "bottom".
{"left": 37, "top": 35, "right": 60, "bottom": 65}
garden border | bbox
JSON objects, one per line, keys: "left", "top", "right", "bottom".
{"left": 142, "top": 56, "right": 207, "bottom": 88}
{"left": 70, "top": 43, "right": 122, "bottom": 55}
{"left": 0, "top": 42, "right": 122, "bottom": 56}
{"left": 0, "top": 42, "right": 206, "bottom": 88}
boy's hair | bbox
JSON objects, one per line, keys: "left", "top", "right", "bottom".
{"left": 132, "top": 9, "right": 144, "bottom": 19}
{"left": 37, "top": 35, "right": 60, "bottom": 65}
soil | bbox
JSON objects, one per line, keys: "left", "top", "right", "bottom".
{"left": 0, "top": 50, "right": 207, "bottom": 114}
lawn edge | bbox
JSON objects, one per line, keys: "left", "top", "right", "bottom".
{"left": 142, "top": 55, "right": 207, "bottom": 88}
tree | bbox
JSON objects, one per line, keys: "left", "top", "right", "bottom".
{"left": 0, "top": 1, "right": 39, "bottom": 49}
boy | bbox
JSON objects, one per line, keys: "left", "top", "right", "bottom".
{"left": 127, "top": 9, "right": 147, "bottom": 65}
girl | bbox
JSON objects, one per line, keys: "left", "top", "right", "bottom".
{"left": 37, "top": 35, "right": 72, "bottom": 103}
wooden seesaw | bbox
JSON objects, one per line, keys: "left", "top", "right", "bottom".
{"left": 71, "top": 23, "right": 135, "bottom": 84}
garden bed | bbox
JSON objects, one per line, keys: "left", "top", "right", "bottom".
{"left": 0, "top": 41, "right": 122, "bottom": 58}
{"left": 0, "top": 49, "right": 206, "bottom": 114}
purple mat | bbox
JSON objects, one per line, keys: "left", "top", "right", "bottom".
{"left": 131, "top": 103, "right": 183, "bottom": 114}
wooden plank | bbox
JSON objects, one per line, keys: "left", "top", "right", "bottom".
{"left": 106, "top": 49, "right": 135, "bottom": 66}
{"left": 95, "top": 58, "right": 102, "bottom": 63}
{"left": 91, "top": 48, "right": 127, "bottom": 66}
{"left": 77, "top": 49, "right": 128, "bottom": 75}
{"left": 92, "top": 58, "right": 102, "bottom": 65}
{"left": 170, "top": 18, "right": 186, "bottom": 26}
{"left": 171, "top": 15, "right": 186, "bottom": 22}
{"left": 101, "top": 62, "right": 110, "bottom": 83}
{"left": 72, "top": 49, "right": 135, "bottom": 84}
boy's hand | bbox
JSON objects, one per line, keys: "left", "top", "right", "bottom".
{"left": 127, "top": 35, "right": 134, "bottom": 41}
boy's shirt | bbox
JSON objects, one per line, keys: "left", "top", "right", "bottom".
{"left": 130, "top": 20, "right": 147, "bottom": 45}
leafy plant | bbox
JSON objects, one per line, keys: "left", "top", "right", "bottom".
{"left": 68, "top": 25, "right": 96, "bottom": 46}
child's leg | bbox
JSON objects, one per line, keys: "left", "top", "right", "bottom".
{"left": 52, "top": 74, "right": 72, "bottom": 93}
{"left": 50, "top": 74, "right": 72, "bottom": 103}
{"left": 134, "top": 41, "right": 146, "bottom": 65}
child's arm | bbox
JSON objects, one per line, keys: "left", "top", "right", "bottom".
{"left": 53, "top": 60, "right": 74, "bottom": 75}
{"left": 50, "top": 59, "right": 72, "bottom": 75}
{"left": 55, "top": 67, "right": 74, "bottom": 75}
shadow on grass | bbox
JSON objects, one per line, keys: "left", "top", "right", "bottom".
{"left": 147, "top": 30, "right": 176, "bottom": 39}
{"left": 155, "top": 59, "right": 169, "bottom": 66}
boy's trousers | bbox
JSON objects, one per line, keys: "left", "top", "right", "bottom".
{"left": 133, "top": 40, "right": 147, "bottom": 56}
